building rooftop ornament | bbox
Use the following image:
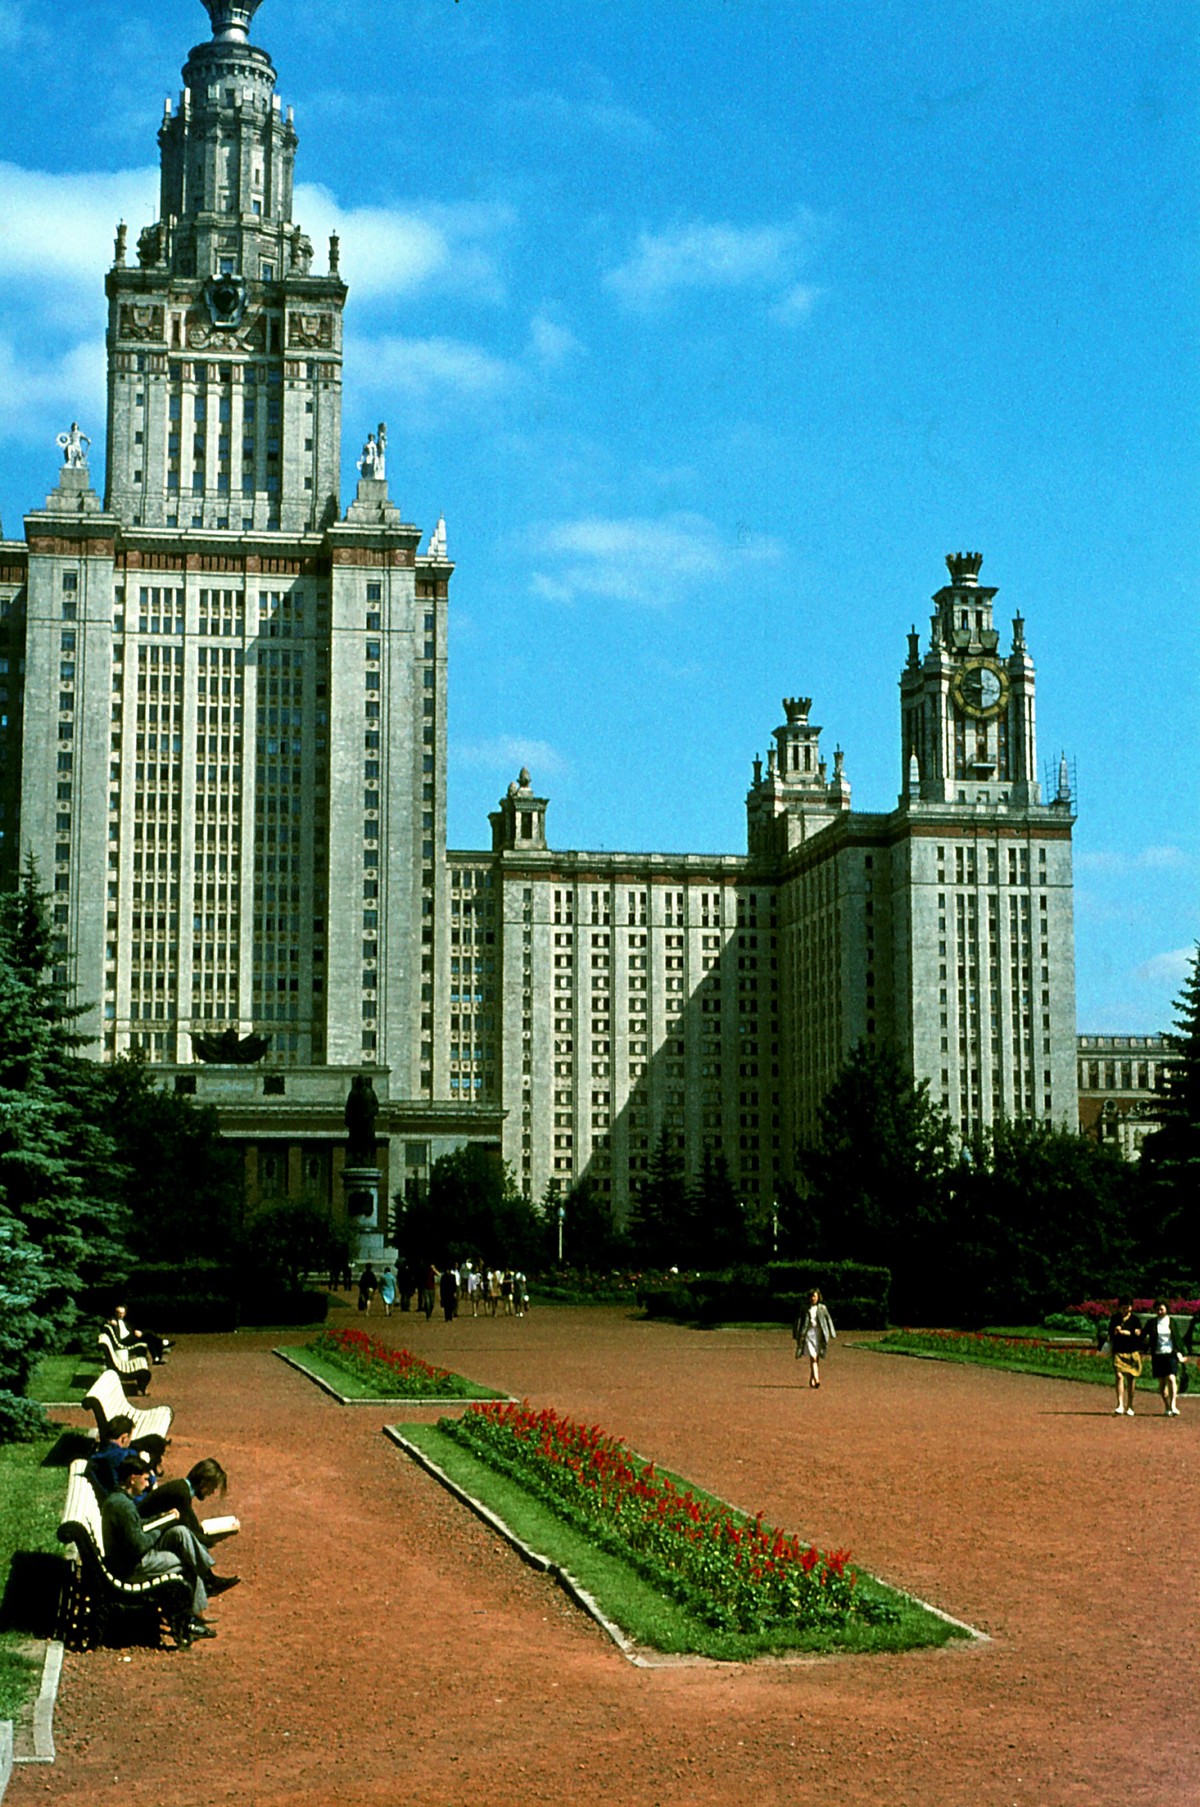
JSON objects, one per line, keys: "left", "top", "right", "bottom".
{"left": 201, "top": 0, "right": 265, "bottom": 44}
{"left": 428, "top": 514, "right": 448, "bottom": 559}
{"left": 356, "top": 422, "right": 387, "bottom": 482}
{"left": 946, "top": 551, "right": 984, "bottom": 586}
{"left": 56, "top": 423, "right": 90, "bottom": 468}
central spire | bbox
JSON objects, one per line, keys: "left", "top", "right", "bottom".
{"left": 202, "top": 0, "right": 265, "bottom": 43}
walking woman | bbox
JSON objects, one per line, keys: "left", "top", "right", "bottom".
{"left": 794, "top": 1288, "right": 836, "bottom": 1389}
{"left": 1148, "top": 1299, "right": 1187, "bottom": 1417}
{"left": 1109, "top": 1297, "right": 1144, "bottom": 1416}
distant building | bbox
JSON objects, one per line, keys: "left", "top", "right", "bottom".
{"left": 1077, "top": 1034, "right": 1179, "bottom": 1160}
{"left": 0, "top": 0, "right": 1080, "bottom": 1233}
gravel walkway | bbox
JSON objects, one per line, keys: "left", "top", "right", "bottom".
{"left": 10, "top": 1301, "right": 1197, "bottom": 1806}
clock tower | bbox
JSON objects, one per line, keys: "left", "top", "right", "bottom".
{"left": 899, "top": 551, "right": 1039, "bottom": 807}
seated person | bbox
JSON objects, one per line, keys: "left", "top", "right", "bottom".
{"left": 105, "top": 1301, "right": 171, "bottom": 1365}
{"left": 137, "top": 1457, "right": 239, "bottom": 1553}
{"left": 86, "top": 1414, "right": 135, "bottom": 1497}
{"left": 99, "top": 1454, "right": 216, "bottom": 1642}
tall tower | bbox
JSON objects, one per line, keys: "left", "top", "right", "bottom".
{"left": 105, "top": 0, "right": 345, "bottom": 534}
{"left": 899, "top": 551, "right": 1039, "bottom": 807}
{"left": 892, "top": 554, "right": 1076, "bottom": 1134}
{"left": 14, "top": 0, "right": 449, "bottom": 1093}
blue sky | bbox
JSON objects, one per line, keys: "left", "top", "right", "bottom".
{"left": 0, "top": 0, "right": 1195, "bottom": 1032}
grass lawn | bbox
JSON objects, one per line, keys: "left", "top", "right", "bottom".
{"left": 27, "top": 1354, "right": 101, "bottom": 1404}
{"left": 282, "top": 1344, "right": 503, "bottom": 1401}
{"left": 865, "top": 1329, "right": 1162, "bottom": 1391}
{"left": 395, "top": 1421, "right": 969, "bottom": 1662}
{"left": 0, "top": 1434, "right": 69, "bottom": 1721}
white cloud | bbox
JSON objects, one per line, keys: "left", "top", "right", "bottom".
{"left": 1135, "top": 948, "right": 1194, "bottom": 988}
{"left": 505, "top": 87, "right": 655, "bottom": 147}
{"left": 605, "top": 213, "right": 821, "bottom": 312}
{"left": 770, "top": 282, "right": 822, "bottom": 325}
{"left": 529, "top": 511, "right": 782, "bottom": 609}
{"left": 1075, "top": 846, "right": 1192, "bottom": 875}
{"left": 0, "top": 335, "right": 107, "bottom": 444}
{"left": 0, "top": 163, "right": 510, "bottom": 313}
{"left": 346, "top": 333, "right": 515, "bottom": 402}
{"left": 527, "top": 312, "right": 583, "bottom": 368}
{"left": 294, "top": 186, "right": 513, "bottom": 304}
{"left": 452, "top": 736, "right": 569, "bottom": 784}
{"left": 0, "top": 161, "right": 157, "bottom": 297}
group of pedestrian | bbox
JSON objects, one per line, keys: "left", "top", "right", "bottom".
{"left": 1107, "top": 1298, "right": 1190, "bottom": 1417}
{"left": 352, "top": 1260, "right": 529, "bottom": 1323}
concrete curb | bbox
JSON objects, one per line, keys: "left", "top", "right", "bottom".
{"left": 383, "top": 1427, "right": 652, "bottom": 1667}
{"left": 272, "top": 1347, "right": 516, "bottom": 1408}
{"left": 0, "top": 1637, "right": 65, "bottom": 1805}
{"left": 385, "top": 1426, "right": 990, "bottom": 1662}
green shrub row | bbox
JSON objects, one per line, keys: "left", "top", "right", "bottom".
{"left": 638, "top": 1262, "right": 890, "bottom": 1329}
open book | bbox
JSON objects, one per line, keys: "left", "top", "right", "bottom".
{"left": 201, "top": 1514, "right": 240, "bottom": 1542}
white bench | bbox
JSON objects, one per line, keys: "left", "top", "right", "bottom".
{"left": 57, "top": 1459, "right": 193, "bottom": 1650}
{"left": 82, "top": 1369, "right": 173, "bottom": 1446}
{"left": 97, "top": 1327, "right": 151, "bottom": 1395}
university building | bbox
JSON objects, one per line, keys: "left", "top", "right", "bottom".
{"left": 0, "top": 0, "right": 1080, "bottom": 1233}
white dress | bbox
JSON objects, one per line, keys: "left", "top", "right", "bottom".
{"left": 803, "top": 1305, "right": 822, "bottom": 1359}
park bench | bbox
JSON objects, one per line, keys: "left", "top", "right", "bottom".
{"left": 82, "top": 1369, "right": 173, "bottom": 1446}
{"left": 97, "top": 1325, "right": 151, "bottom": 1395}
{"left": 56, "top": 1458, "right": 194, "bottom": 1650}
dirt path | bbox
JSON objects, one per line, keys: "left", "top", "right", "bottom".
{"left": 10, "top": 1301, "right": 1198, "bottom": 1806}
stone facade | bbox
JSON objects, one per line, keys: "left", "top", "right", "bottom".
{"left": 1077, "top": 1034, "right": 1179, "bottom": 1160}
{"left": 1, "top": 2, "right": 1082, "bottom": 1234}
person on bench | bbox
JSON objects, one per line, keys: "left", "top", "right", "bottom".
{"left": 137, "top": 1457, "right": 240, "bottom": 1576}
{"left": 100, "top": 1454, "right": 216, "bottom": 1642}
{"left": 87, "top": 1415, "right": 135, "bottom": 1497}
{"left": 105, "top": 1302, "right": 172, "bottom": 1366}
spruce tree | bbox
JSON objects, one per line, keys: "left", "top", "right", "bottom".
{"left": 798, "top": 1042, "right": 954, "bottom": 1318}
{"left": 1141, "top": 944, "right": 1200, "bottom": 1281}
{"left": 0, "top": 865, "right": 130, "bottom": 1436}
{"left": 631, "top": 1127, "right": 688, "bottom": 1268}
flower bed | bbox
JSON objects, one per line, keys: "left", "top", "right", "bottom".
{"left": 440, "top": 1401, "right": 895, "bottom": 1633}
{"left": 872, "top": 1327, "right": 1156, "bottom": 1387}
{"left": 304, "top": 1328, "right": 495, "bottom": 1399}
{"left": 1072, "top": 1297, "right": 1200, "bottom": 1323}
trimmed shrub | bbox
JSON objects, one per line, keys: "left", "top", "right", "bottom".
{"left": 640, "top": 1262, "right": 891, "bottom": 1329}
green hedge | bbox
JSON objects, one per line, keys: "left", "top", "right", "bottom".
{"left": 638, "top": 1262, "right": 890, "bottom": 1329}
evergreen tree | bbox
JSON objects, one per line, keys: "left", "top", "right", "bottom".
{"left": 0, "top": 864, "right": 130, "bottom": 1437}
{"left": 98, "top": 1054, "right": 242, "bottom": 1265}
{"left": 630, "top": 1128, "right": 688, "bottom": 1268}
{"left": 951, "top": 1116, "right": 1139, "bottom": 1324}
{"left": 798, "top": 1042, "right": 954, "bottom": 1318}
{"left": 689, "top": 1149, "right": 749, "bottom": 1269}
{"left": 1140, "top": 944, "right": 1200, "bottom": 1281}
{"left": 398, "top": 1143, "right": 546, "bottom": 1268}
{"left": 558, "top": 1176, "right": 630, "bottom": 1271}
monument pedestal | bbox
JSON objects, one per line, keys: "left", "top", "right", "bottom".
{"left": 342, "top": 1164, "right": 388, "bottom": 1267}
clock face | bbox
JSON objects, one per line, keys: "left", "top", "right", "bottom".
{"left": 952, "top": 657, "right": 1009, "bottom": 720}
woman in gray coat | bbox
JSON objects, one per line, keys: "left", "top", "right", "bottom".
{"left": 794, "top": 1289, "right": 836, "bottom": 1389}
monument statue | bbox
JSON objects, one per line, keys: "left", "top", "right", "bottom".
{"left": 56, "top": 423, "right": 91, "bottom": 469}
{"left": 356, "top": 421, "right": 388, "bottom": 482}
{"left": 344, "top": 1074, "right": 379, "bottom": 1166}
{"left": 357, "top": 432, "right": 379, "bottom": 480}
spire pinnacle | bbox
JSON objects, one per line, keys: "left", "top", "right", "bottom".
{"left": 202, "top": 0, "right": 265, "bottom": 44}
